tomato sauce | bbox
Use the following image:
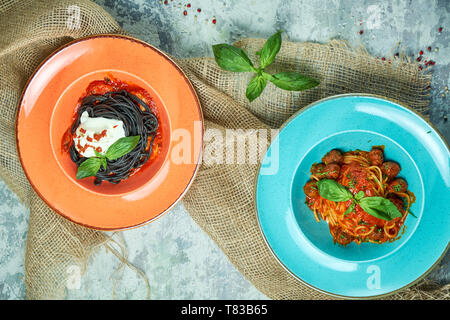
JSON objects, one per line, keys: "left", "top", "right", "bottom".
{"left": 304, "top": 147, "right": 414, "bottom": 246}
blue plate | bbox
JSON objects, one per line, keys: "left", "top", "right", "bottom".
{"left": 256, "top": 94, "right": 449, "bottom": 298}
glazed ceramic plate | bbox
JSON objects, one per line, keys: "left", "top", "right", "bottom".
{"left": 256, "top": 94, "right": 449, "bottom": 298}
{"left": 17, "top": 35, "right": 203, "bottom": 230}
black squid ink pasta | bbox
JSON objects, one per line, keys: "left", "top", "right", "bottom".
{"left": 69, "top": 90, "right": 159, "bottom": 185}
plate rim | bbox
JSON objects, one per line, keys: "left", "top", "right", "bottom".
{"left": 255, "top": 93, "right": 449, "bottom": 299}
{"left": 15, "top": 33, "right": 204, "bottom": 231}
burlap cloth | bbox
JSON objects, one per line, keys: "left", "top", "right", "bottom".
{"left": 0, "top": 0, "right": 448, "bottom": 299}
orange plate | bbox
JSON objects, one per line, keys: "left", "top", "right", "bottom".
{"left": 16, "top": 35, "right": 203, "bottom": 230}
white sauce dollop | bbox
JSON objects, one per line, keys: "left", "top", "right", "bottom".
{"left": 73, "top": 111, "right": 126, "bottom": 158}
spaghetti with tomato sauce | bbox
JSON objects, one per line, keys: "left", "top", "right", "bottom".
{"left": 303, "top": 147, "right": 415, "bottom": 246}
{"left": 62, "top": 75, "right": 163, "bottom": 185}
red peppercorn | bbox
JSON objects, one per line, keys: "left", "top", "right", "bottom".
{"left": 416, "top": 56, "right": 422, "bottom": 62}
{"left": 187, "top": 3, "right": 191, "bottom": 8}
{"left": 359, "top": 30, "right": 364, "bottom": 35}
{"left": 381, "top": 57, "right": 386, "bottom": 61}
{"left": 427, "top": 46, "right": 432, "bottom": 51}
{"left": 183, "top": 10, "right": 187, "bottom": 16}
{"left": 418, "top": 65, "right": 423, "bottom": 70}
{"left": 212, "top": 18, "right": 217, "bottom": 24}
{"left": 197, "top": 8, "right": 201, "bottom": 12}
{"left": 430, "top": 60, "right": 435, "bottom": 65}
{"left": 438, "top": 27, "right": 443, "bottom": 32}
{"left": 419, "top": 50, "right": 423, "bottom": 55}
{"left": 163, "top": 0, "right": 168, "bottom": 4}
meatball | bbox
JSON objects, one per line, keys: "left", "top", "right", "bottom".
{"left": 381, "top": 161, "right": 401, "bottom": 178}
{"left": 303, "top": 181, "right": 318, "bottom": 198}
{"left": 321, "top": 149, "right": 343, "bottom": 165}
{"left": 310, "top": 163, "right": 340, "bottom": 180}
{"left": 368, "top": 147, "right": 384, "bottom": 166}
{"left": 324, "top": 163, "right": 340, "bottom": 180}
{"left": 388, "top": 178, "right": 408, "bottom": 193}
{"left": 311, "top": 163, "right": 325, "bottom": 175}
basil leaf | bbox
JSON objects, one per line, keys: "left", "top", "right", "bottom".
{"left": 246, "top": 74, "right": 267, "bottom": 102}
{"left": 408, "top": 210, "right": 418, "bottom": 218}
{"left": 261, "top": 70, "right": 275, "bottom": 82}
{"left": 100, "top": 157, "right": 107, "bottom": 170}
{"left": 359, "top": 197, "right": 403, "bottom": 221}
{"left": 212, "top": 44, "right": 256, "bottom": 72}
{"left": 259, "top": 30, "right": 282, "bottom": 68}
{"left": 270, "top": 72, "right": 320, "bottom": 91}
{"left": 344, "top": 201, "right": 355, "bottom": 216}
{"left": 105, "top": 135, "right": 140, "bottom": 161}
{"left": 92, "top": 150, "right": 107, "bottom": 170}
{"left": 355, "top": 191, "right": 365, "bottom": 201}
{"left": 317, "top": 179, "right": 353, "bottom": 202}
{"left": 76, "top": 157, "right": 101, "bottom": 180}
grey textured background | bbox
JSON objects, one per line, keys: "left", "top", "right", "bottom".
{"left": 0, "top": 0, "right": 448, "bottom": 299}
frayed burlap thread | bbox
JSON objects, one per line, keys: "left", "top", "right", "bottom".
{"left": 0, "top": 0, "right": 446, "bottom": 300}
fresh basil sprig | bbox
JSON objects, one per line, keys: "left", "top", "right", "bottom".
{"left": 76, "top": 135, "right": 140, "bottom": 180}
{"left": 258, "top": 30, "right": 282, "bottom": 68}
{"left": 268, "top": 72, "right": 321, "bottom": 91}
{"left": 316, "top": 179, "right": 403, "bottom": 221}
{"left": 212, "top": 44, "right": 256, "bottom": 73}
{"left": 212, "top": 31, "right": 320, "bottom": 102}
{"left": 245, "top": 74, "right": 267, "bottom": 102}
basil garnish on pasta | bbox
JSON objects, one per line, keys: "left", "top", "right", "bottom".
{"left": 316, "top": 179, "right": 402, "bottom": 221}
{"left": 359, "top": 197, "right": 403, "bottom": 221}
{"left": 76, "top": 135, "right": 140, "bottom": 180}
{"left": 105, "top": 135, "right": 141, "bottom": 161}
{"left": 317, "top": 179, "right": 353, "bottom": 202}
{"left": 76, "top": 157, "right": 102, "bottom": 180}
